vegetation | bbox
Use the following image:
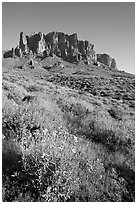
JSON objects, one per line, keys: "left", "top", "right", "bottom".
{"left": 2, "top": 57, "right": 135, "bottom": 202}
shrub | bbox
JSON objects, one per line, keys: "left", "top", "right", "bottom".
{"left": 2, "top": 139, "right": 23, "bottom": 177}
{"left": 2, "top": 97, "right": 64, "bottom": 141}
{"left": 2, "top": 91, "right": 134, "bottom": 202}
{"left": 107, "top": 106, "right": 125, "bottom": 121}
{"left": 3, "top": 126, "right": 129, "bottom": 202}
{"left": 25, "top": 84, "right": 44, "bottom": 92}
{"left": 57, "top": 98, "right": 134, "bottom": 154}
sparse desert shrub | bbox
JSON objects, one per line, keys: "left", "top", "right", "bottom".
{"left": 3, "top": 125, "right": 130, "bottom": 202}
{"left": 129, "top": 101, "right": 135, "bottom": 108}
{"left": 3, "top": 93, "right": 18, "bottom": 112}
{"left": 2, "top": 80, "right": 28, "bottom": 104}
{"left": 25, "top": 84, "right": 44, "bottom": 92}
{"left": 2, "top": 81, "right": 10, "bottom": 91}
{"left": 3, "top": 99, "right": 63, "bottom": 141}
{"left": 3, "top": 93, "right": 130, "bottom": 201}
{"left": 58, "top": 98, "right": 134, "bottom": 154}
{"left": 2, "top": 75, "right": 134, "bottom": 201}
{"left": 3, "top": 105, "right": 134, "bottom": 202}
{"left": 22, "top": 95, "right": 36, "bottom": 102}
{"left": 83, "top": 113, "right": 134, "bottom": 153}
{"left": 2, "top": 97, "right": 65, "bottom": 201}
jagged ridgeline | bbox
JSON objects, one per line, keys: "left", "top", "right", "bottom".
{"left": 3, "top": 31, "right": 117, "bottom": 69}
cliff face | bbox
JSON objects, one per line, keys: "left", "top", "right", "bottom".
{"left": 3, "top": 31, "right": 117, "bottom": 69}
{"left": 97, "top": 53, "right": 117, "bottom": 69}
{"left": 3, "top": 48, "right": 15, "bottom": 58}
{"left": 3, "top": 31, "right": 96, "bottom": 63}
{"left": 17, "top": 31, "right": 96, "bottom": 63}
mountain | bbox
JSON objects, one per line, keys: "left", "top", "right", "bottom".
{"left": 2, "top": 31, "right": 134, "bottom": 202}
{"left": 3, "top": 31, "right": 117, "bottom": 70}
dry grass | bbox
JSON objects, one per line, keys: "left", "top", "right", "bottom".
{"left": 3, "top": 101, "right": 131, "bottom": 201}
{"left": 2, "top": 57, "right": 135, "bottom": 202}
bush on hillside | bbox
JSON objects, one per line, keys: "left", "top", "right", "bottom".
{"left": 3, "top": 127, "right": 130, "bottom": 202}
{"left": 25, "top": 84, "right": 44, "bottom": 92}
{"left": 58, "top": 99, "right": 134, "bottom": 154}
{"left": 2, "top": 96, "right": 134, "bottom": 202}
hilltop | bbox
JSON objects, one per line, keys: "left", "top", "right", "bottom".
{"left": 3, "top": 31, "right": 117, "bottom": 70}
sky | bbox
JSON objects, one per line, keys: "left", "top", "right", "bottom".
{"left": 2, "top": 2, "right": 135, "bottom": 74}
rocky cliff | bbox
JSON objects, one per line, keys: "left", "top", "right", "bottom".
{"left": 3, "top": 31, "right": 117, "bottom": 69}
{"left": 23, "top": 31, "right": 96, "bottom": 63}
{"left": 97, "top": 53, "right": 117, "bottom": 69}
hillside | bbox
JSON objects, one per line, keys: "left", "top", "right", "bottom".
{"left": 2, "top": 33, "right": 135, "bottom": 202}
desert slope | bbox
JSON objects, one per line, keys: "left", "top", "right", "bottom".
{"left": 2, "top": 50, "right": 135, "bottom": 202}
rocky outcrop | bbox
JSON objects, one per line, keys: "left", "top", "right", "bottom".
{"left": 26, "top": 32, "right": 45, "bottom": 54}
{"left": 15, "top": 46, "right": 22, "bottom": 57}
{"left": 19, "top": 32, "right": 28, "bottom": 54}
{"left": 3, "top": 48, "right": 15, "bottom": 58}
{"left": 43, "top": 32, "right": 96, "bottom": 62}
{"left": 3, "top": 31, "right": 117, "bottom": 69}
{"left": 3, "top": 31, "right": 96, "bottom": 63}
{"left": 97, "top": 53, "right": 117, "bottom": 69}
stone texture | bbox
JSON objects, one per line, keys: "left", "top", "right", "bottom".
{"left": 26, "top": 32, "right": 45, "bottom": 54}
{"left": 3, "top": 48, "right": 14, "bottom": 58}
{"left": 19, "top": 32, "right": 28, "bottom": 54}
{"left": 111, "top": 58, "right": 117, "bottom": 69}
{"left": 3, "top": 31, "right": 96, "bottom": 63}
{"left": 15, "top": 46, "right": 22, "bottom": 57}
{"left": 97, "top": 53, "right": 117, "bottom": 69}
{"left": 3, "top": 31, "right": 117, "bottom": 69}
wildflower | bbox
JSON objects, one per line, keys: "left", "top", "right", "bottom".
{"left": 73, "top": 135, "right": 78, "bottom": 142}
{"left": 43, "top": 128, "right": 48, "bottom": 135}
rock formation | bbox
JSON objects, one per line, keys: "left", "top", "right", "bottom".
{"left": 97, "top": 53, "right": 117, "bottom": 69}
{"left": 19, "top": 32, "right": 28, "bottom": 54}
{"left": 3, "top": 31, "right": 96, "bottom": 62}
{"left": 15, "top": 46, "right": 22, "bottom": 57}
{"left": 3, "top": 48, "right": 15, "bottom": 58}
{"left": 3, "top": 31, "right": 117, "bottom": 69}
